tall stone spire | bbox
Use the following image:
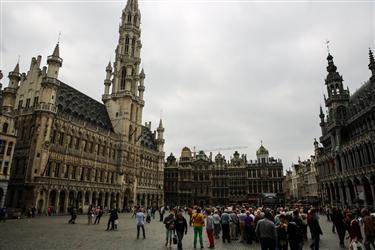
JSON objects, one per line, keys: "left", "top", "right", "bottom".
{"left": 369, "top": 48, "right": 375, "bottom": 81}
{"left": 103, "top": 0, "right": 145, "bottom": 143}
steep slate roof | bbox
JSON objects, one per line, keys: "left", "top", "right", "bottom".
{"left": 348, "top": 79, "right": 375, "bottom": 118}
{"left": 55, "top": 81, "right": 159, "bottom": 151}
{"left": 56, "top": 81, "right": 113, "bottom": 131}
{"left": 140, "top": 125, "right": 157, "bottom": 150}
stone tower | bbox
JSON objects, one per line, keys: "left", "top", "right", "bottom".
{"left": 2, "top": 63, "right": 21, "bottom": 112}
{"left": 103, "top": 0, "right": 144, "bottom": 144}
{"left": 322, "top": 53, "right": 349, "bottom": 151}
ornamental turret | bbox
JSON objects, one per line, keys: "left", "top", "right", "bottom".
{"left": 8, "top": 62, "right": 21, "bottom": 89}
{"left": 324, "top": 53, "right": 349, "bottom": 108}
{"left": 369, "top": 48, "right": 375, "bottom": 81}
{"left": 104, "top": 61, "right": 112, "bottom": 95}
{"left": 319, "top": 105, "right": 326, "bottom": 135}
{"left": 40, "top": 42, "right": 62, "bottom": 109}
{"left": 156, "top": 119, "right": 165, "bottom": 151}
{"left": 2, "top": 62, "right": 21, "bottom": 112}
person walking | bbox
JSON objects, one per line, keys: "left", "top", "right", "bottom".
{"left": 332, "top": 207, "right": 346, "bottom": 248}
{"left": 238, "top": 209, "right": 247, "bottom": 243}
{"left": 213, "top": 210, "right": 221, "bottom": 239}
{"left": 309, "top": 209, "right": 323, "bottom": 250}
{"left": 221, "top": 209, "right": 231, "bottom": 243}
{"left": 94, "top": 206, "right": 103, "bottom": 224}
{"left": 206, "top": 209, "right": 215, "bottom": 248}
{"left": 229, "top": 210, "right": 239, "bottom": 240}
{"left": 160, "top": 206, "right": 165, "bottom": 222}
{"left": 192, "top": 208, "right": 205, "bottom": 249}
{"left": 68, "top": 207, "right": 77, "bottom": 224}
{"left": 87, "top": 205, "right": 94, "bottom": 225}
{"left": 348, "top": 213, "right": 362, "bottom": 242}
{"left": 164, "top": 212, "right": 175, "bottom": 247}
{"left": 244, "top": 211, "right": 254, "bottom": 244}
{"left": 286, "top": 214, "right": 303, "bottom": 250}
{"left": 276, "top": 214, "right": 288, "bottom": 250}
{"left": 174, "top": 211, "right": 188, "bottom": 250}
{"left": 106, "top": 208, "right": 118, "bottom": 231}
{"left": 362, "top": 208, "right": 375, "bottom": 250}
{"left": 136, "top": 208, "right": 146, "bottom": 239}
{"left": 255, "top": 211, "right": 277, "bottom": 250}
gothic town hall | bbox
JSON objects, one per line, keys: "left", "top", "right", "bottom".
{"left": 0, "top": 0, "right": 165, "bottom": 213}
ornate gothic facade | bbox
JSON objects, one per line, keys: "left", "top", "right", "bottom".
{"left": 164, "top": 145, "right": 284, "bottom": 207}
{"left": 317, "top": 50, "right": 375, "bottom": 208}
{"left": 4, "top": 0, "right": 165, "bottom": 213}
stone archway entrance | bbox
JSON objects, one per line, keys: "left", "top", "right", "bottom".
{"left": 68, "top": 191, "right": 75, "bottom": 208}
{"left": 59, "top": 191, "right": 66, "bottom": 214}
{"left": 49, "top": 190, "right": 57, "bottom": 209}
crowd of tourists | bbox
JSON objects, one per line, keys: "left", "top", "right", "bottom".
{"left": 6, "top": 201, "right": 375, "bottom": 250}
{"left": 147, "top": 205, "right": 320, "bottom": 250}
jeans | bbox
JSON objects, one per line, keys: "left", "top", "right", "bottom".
{"left": 260, "top": 237, "right": 276, "bottom": 250}
{"left": 337, "top": 228, "right": 346, "bottom": 245}
{"left": 106, "top": 219, "right": 114, "bottom": 230}
{"left": 94, "top": 215, "right": 101, "bottom": 224}
{"left": 222, "top": 224, "right": 231, "bottom": 243}
{"left": 166, "top": 229, "right": 173, "bottom": 242}
{"left": 310, "top": 234, "right": 320, "bottom": 250}
{"left": 214, "top": 223, "right": 221, "bottom": 238}
{"left": 245, "top": 225, "right": 253, "bottom": 244}
{"left": 230, "top": 222, "right": 237, "bottom": 239}
{"left": 194, "top": 226, "right": 203, "bottom": 247}
{"left": 137, "top": 225, "right": 145, "bottom": 239}
{"left": 176, "top": 230, "right": 185, "bottom": 250}
{"left": 207, "top": 229, "right": 214, "bottom": 247}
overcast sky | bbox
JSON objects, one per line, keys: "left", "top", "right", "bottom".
{"left": 1, "top": 0, "right": 374, "bottom": 169}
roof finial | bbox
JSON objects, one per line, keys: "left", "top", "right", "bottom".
{"left": 17, "top": 55, "right": 20, "bottom": 64}
{"left": 261, "top": 140, "right": 263, "bottom": 146}
{"left": 326, "top": 39, "right": 330, "bottom": 54}
{"left": 57, "top": 31, "right": 61, "bottom": 44}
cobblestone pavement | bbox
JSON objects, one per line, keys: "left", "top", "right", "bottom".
{"left": 0, "top": 213, "right": 349, "bottom": 250}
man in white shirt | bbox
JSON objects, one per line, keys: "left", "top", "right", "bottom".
{"left": 136, "top": 208, "right": 146, "bottom": 239}
{"left": 213, "top": 210, "right": 221, "bottom": 239}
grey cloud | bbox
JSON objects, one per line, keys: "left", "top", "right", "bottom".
{"left": 1, "top": 1, "right": 374, "bottom": 168}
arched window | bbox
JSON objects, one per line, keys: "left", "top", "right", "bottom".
{"left": 131, "top": 37, "right": 136, "bottom": 56}
{"left": 2, "top": 123, "right": 8, "bottom": 133}
{"left": 129, "top": 125, "right": 133, "bottom": 142}
{"left": 127, "top": 14, "right": 132, "bottom": 23}
{"left": 130, "top": 103, "right": 134, "bottom": 121}
{"left": 120, "top": 66, "right": 126, "bottom": 90}
{"left": 134, "top": 15, "right": 138, "bottom": 26}
{"left": 125, "top": 36, "right": 130, "bottom": 54}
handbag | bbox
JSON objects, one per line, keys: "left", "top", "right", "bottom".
{"left": 114, "top": 219, "right": 119, "bottom": 225}
{"left": 173, "top": 233, "right": 178, "bottom": 245}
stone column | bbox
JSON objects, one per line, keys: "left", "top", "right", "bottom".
{"left": 64, "top": 192, "right": 69, "bottom": 214}
{"left": 338, "top": 184, "right": 344, "bottom": 207}
{"left": 108, "top": 194, "right": 112, "bottom": 209}
{"left": 45, "top": 191, "right": 50, "bottom": 214}
{"left": 89, "top": 192, "right": 93, "bottom": 206}
{"left": 344, "top": 183, "right": 352, "bottom": 206}
{"left": 55, "top": 190, "right": 60, "bottom": 215}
